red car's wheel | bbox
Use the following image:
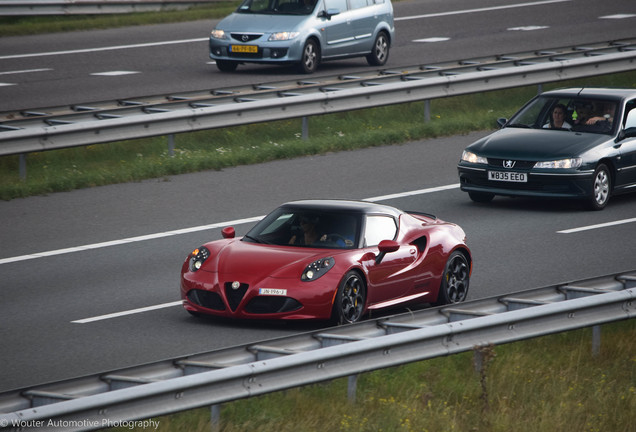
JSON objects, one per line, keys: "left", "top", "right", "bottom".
{"left": 435, "top": 251, "right": 469, "bottom": 305}
{"left": 332, "top": 271, "right": 366, "bottom": 324}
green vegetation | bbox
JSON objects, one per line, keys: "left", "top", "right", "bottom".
{"left": 0, "top": 2, "right": 240, "bottom": 37}
{"left": 109, "top": 319, "right": 635, "bottom": 432}
{"left": 2, "top": 71, "right": 636, "bottom": 201}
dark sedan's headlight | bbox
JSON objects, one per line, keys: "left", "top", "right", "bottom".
{"left": 301, "top": 257, "right": 334, "bottom": 282}
{"left": 533, "top": 158, "right": 582, "bottom": 169}
{"left": 189, "top": 246, "right": 210, "bottom": 272}
{"left": 461, "top": 150, "right": 487, "bottom": 164}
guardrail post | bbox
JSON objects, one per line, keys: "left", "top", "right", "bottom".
{"left": 424, "top": 100, "right": 431, "bottom": 123}
{"left": 592, "top": 325, "right": 601, "bottom": 357}
{"left": 19, "top": 153, "right": 27, "bottom": 180}
{"left": 210, "top": 404, "right": 221, "bottom": 432}
{"left": 302, "top": 116, "right": 309, "bottom": 140}
{"left": 168, "top": 134, "right": 175, "bottom": 157}
{"left": 347, "top": 374, "right": 358, "bottom": 402}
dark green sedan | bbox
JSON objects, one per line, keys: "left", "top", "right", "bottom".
{"left": 457, "top": 88, "right": 636, "bottom": 210}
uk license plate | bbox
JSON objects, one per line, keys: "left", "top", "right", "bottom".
{"left": 488, "top": 171, "right": 527, "bottom": 182}
{"left": 230, "top": 45, "right": 258, "bottom": 53}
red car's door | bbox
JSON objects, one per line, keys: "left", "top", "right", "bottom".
{"left": 361, "top": 215, "right": 416, "bottom": 305}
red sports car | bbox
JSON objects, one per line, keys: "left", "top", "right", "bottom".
{"left": 180, "top": 200, "right": 472, "bottom": 324}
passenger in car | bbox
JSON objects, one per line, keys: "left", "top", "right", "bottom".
{"left": 585, "top": 102, "right": 616, "bottom": 127}
{"left": 543, "top": 104, "right": 572, "bottom": 129}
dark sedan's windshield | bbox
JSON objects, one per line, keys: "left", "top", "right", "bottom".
{"left": 237, "top": 0, "right": 317, "bottom": 14}
{"left": 243, "top": 208, "right": 360, "bottom": 249}
{"left": 507, "top": 95, "right": 618, "bottom": 135}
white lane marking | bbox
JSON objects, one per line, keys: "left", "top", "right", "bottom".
{"left": 72, "top": 301, "right": 183, "bottom": 323}
{"left": 0, "top": 216, "right": 265, "bottom": 265}
{"left": 395, "top": 0, "right": 572, "bottom": 21}
{"left": 507, "top": 26, "right": 550, "bottom": 31}
{"left": 90, "top": 71, "right": 140, "bottom": 76}
{"left": 600, "top": 14, "right": 636, "bottom": 19}
{"left": 414, "top": 37, "right": 451, "bottom": 43}
{"left": 364, "top": 184, "right": 459, "bottom": 202}
{"left": 557, "top": 217, "right": 636, "bottom": 234}
{"left": 0, "top": 83, "right": 15, "bottom": 87}
{"left": 0, "top": 38, "right": 208, "bottom": 60}
{"left": 0, "top": 68, "right": 52, "bottom": 75}
{"left": 1, "top": 185, "right": 460, "bottom": 266}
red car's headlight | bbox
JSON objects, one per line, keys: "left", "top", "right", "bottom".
{"left": 189, "top": 246, "right": 210, "bottom": 272}
{"left": 301, "top": 257, "right": 334, "bottom": 282}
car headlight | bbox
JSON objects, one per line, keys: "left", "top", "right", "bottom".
{"left": 268, "top": 32, "right": 300, "bottom": 41}
{"left": 301, "top": 257, "right": 334, "bottom": 282}
{"left": 210, "top": 29, "right": 227, "bottom": 40}
{"left": 461, "top": 150, "right": 488, "bottom": 164}
{"left": 189, "top": 246, "right": 210, "bottom": 272}
{"left": 533, "top": 158, "right": 582, "bottom": 169}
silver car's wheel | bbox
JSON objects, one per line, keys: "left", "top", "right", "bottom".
{"left": 299, "top": 39, "right": 319, "bottom": 74}
{"left": 366, "top": 31, "right": 390, "bottom": 66}
{"left": 586, "top": 163, "right": 611, "bottom": 210}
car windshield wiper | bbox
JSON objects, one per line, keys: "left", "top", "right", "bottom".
{"left": 244, "top": 235, "right": 274, "bottom": 245}
{"left": 506, "top": 123, "right": 532, "bottom": 129}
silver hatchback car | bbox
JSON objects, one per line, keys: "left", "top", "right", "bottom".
{"left": 209, "top": 0, "right": 395, "bottom": 73}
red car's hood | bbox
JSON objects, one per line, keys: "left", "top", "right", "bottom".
{"left": 202, "top": 239, "right": 335, "bottom": 282}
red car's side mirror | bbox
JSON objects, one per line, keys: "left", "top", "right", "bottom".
{"left": 375, "top": 239, "right": 399, "bottom": 264}
{"left": 222, "top": 227, "right": 235, "bottom": 239}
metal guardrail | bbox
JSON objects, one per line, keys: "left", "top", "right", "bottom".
{"left": 0, "top": 0, "right": 222, "bottom": 16}
{"left": 1, "top": 39, "right": 636, "bottom": 158}
{"left": 0, "top": 270, "right": 635, "bottom": 431}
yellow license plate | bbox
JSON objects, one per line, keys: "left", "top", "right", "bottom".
{"left": 231, "top": 45, "right": 258, "bottom": 53}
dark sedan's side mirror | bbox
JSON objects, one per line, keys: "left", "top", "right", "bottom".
{"left": 222, "top": 227, "right": 235, "bottom": 239}
{"left": 375, "top": 239, "right": 400, "bottom": 265}
{"left": 496, "top": 118, "right": 507, "bottom": 129}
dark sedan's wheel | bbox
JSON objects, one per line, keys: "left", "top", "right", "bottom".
{"left": 586, "top": 163, "right": 611, "bottom": 210}
{"left": 468, "top": 191, "right": 495, "bottom": 203}
{"left": 434, "top": 251, "right": 470, "bottom": 306}
{"left": 216, "top": 60, "right": 238, "bottom": 72}
{"left": 298, "top": 39, "right": 319, "bottom": 74}
{"left": 332, "top": 271, "right": 366, "bottom": 325}
{"left": 366, "top": 31, "right": 390, "bottom": 66}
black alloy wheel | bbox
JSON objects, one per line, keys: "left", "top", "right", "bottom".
{"left": 434, "top": 251, "right": 470, "bottom": 306}
{"left": 332, "top": 271, "right": 366, "bottom": 324}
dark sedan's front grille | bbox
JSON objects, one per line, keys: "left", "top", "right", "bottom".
{"left": 187, "top": 289, "right": 225, "bottom": 311}
{"left": 224, "top": 282, "right": 249, "bottom": 311}
{"left": 487, "top": 158, "right": 536, "bottom": 170}
{"left": 245, "top": 296, "right": 302, "bottom": 314}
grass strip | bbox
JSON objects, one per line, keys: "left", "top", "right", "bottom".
{"left": 2, "top": 71, "right": 636, "bottom": 200}
{"left": 109, "top": 318, "right": 635, "bottom": 432}
{"left": 0, "top": 2, "right": 240, "bottom": 37}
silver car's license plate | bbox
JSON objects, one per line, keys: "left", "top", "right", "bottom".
{"left": 488, "top": 171, "right": 527, "bottom": 182}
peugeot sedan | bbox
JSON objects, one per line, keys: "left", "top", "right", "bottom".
{"left": 457, "top": 88, "right": 636, "bottom": 210}
{"left": 208, "top": 0, "right": 395, "bottom": 73}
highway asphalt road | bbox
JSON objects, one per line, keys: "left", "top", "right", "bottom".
{"left": 1, "top": 0, "right": 635, "bottom": 111}
{"left": 1, "top": 130, "right": 636, "bottom": 392}
{"left": 1, "top": 0, "right": 636, "bottom": 393}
